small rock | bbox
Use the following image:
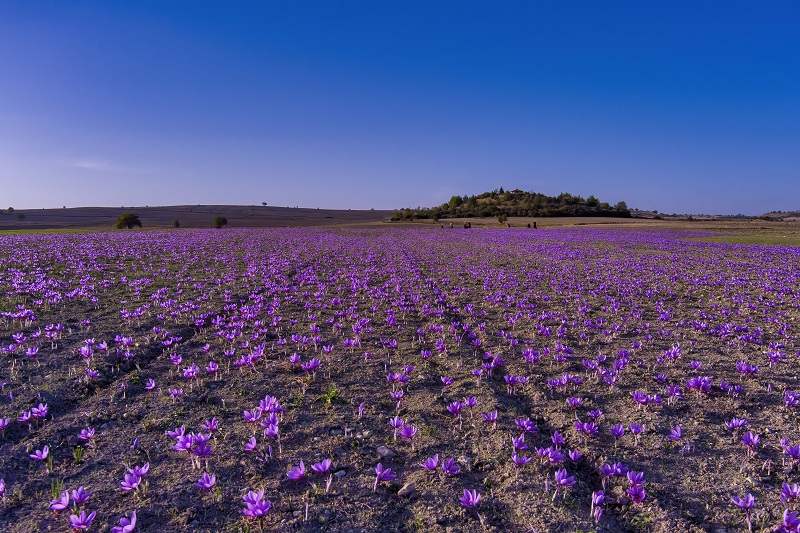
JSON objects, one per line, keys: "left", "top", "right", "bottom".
{"left": 189, "top": 520, "right": 200, "bottom": 527}
{"left": 330, "top": 428, "right": 343, "bottom": 436}
{"left": 377, "top": 445, "right": 397, "bottom": 459}
{"left": 397, "top": 483, "right": 415, "bottom": 497}
{"left": 334, "top": 469, "right": 347, "bottom": 478}
{"left": 293, "top": 511, "right": 303, "bottom": 518}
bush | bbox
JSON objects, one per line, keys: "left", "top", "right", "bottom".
{"left": 115, "top": 213, "right": 142, "bottom": 229}
{"left": 213, "top": 216, "right": 228, "bottom": 229}
{"left": 174, "top": 219, "right": 180, "bottom": 228}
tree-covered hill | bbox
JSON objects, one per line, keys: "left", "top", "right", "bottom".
{"left": 392, "top": 187, "right": 631, "bottom": 221}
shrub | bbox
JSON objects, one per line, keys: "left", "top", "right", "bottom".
{"left": 213, "top": 216, "right": 228, "bottom": 229}
{"left": 115, "top": 213, "right": 142, "bottom": 229}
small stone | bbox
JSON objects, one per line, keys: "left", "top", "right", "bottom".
{"left": 377, "top": 445, "right": 397, "bottom": 459}
{"left": 189, "top": 520, "right": 200, "bottom": 527}
{"left": 334, "top": 469, "right": 347, "bottom": 478}
{"left": 293, "top": 511, "right": 303, "bottom": 518}
{"left": 397, "top": 483, "right": 415, "bottom": 497}
{"left": 330, "top": 428, "right": 343, "bottom": 436}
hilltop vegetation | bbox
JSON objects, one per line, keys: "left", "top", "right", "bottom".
{"left": 392, "top": 188, "right": 631, "bottom": 221}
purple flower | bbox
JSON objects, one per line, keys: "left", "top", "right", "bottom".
{"left": 400, "top": 424, "right": 418, "bottom": 441}
{"left": 77, "top": 427, "right": 95, "bottom": 442}
{"left": 30, "top": 445, "right": 49, "bottom": 461}
{"left": 71, "top": 486, "right": 92, "bottom": 505}
{"left": 111, "top": 511, "right": 137, "bottom": 533}
{"left": 554, "top": 468, "right": 575, "bottom": 487}
{"left": 244, "top": 436, "right": 258, "bottom": 452}
{"left": 459, "top": 489, "right": 481, "bottom": 508}
{"left": 780, "top": 509, "right": 800, "bottom": 532}
{"left": 127, "top": 463, "right": 149, "bottom": 477}
{"left": 242, "top": 489, "right": 271, "bottom": 518}
{"left": 732, "top": 493, "right": 755, "bottom": 509}
{"left": 120, "top": 473, "right": 141, "bottom": 491}
{"left": 197, "top": 472, "right": 216, "bottom": 490}
{"left": 742, "top": 432, "right": 761, "bottom": 456}
{"left": 373, "top": 463, "right": 396, "bottom": 492}
{"left": 667, "top": 424, "right": 682, "bottom": 441}
{"left": 421, "top": 454, "right": 439, "bottom": 471}
{"left": 69, "top": 510, "right": 97, "bottom": 530}
{"left": 311, "top": 459, "right": 332, "bottom": 474}
{"left": 287, "top": 460, "right": 306, "bottom": 481}
{"left": 610, "top": 424, "right": 625, "bottom": 438}
{"left": 50, "top": 491, "right": 70, "bottom": 513}
{"left": 627, "top": 485, "right": 647, "bottom": 504}
{"left": 442, "top": 457, "right": 460, "bottom": 476}
{"left": 511, "top": 452, "right": 531, "bottom": 467}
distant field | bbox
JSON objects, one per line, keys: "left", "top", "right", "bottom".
{"left": 3, "top": 208, "right": 800, "bottom": 247}
{"left": 0, "top": 205, "right": 393, "bottom": 230}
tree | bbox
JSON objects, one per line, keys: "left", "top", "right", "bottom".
{"left": 7, "top": 207, "right": 13, "bottom": 213}
{"left": 614, "top": 201, "right": 628, "bottom": 211}
{"left": 174, "top": 219, "right": 180, "bottom": 228}
{"left": 448, "top": 195, "right": 463, "bottom": 209}
{"left": 586, "top": 195, "right": 600, "bottom": 207}
{"left": 262, "top": 202, "right": 268, "bottom": 206}
{"left": 115, "top": 212, "right": 142, "bottom": 229}
{"left": 213, "top": 216, "right": 228, "bottom": 229}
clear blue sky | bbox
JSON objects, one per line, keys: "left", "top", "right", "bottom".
{"left": 1, "top": 1, "right": 798, "bottom": 215}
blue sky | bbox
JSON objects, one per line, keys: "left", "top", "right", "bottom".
{"left": 1, "top": 1, "right": 798, "bottom": 214}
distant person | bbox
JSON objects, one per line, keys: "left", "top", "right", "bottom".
{"left": 449, "top": 222, "right": 453, "bottom": 229}
{"left": 533, "top": 221, "right": 537, "bottom": 229}
{"left": 526, "top": 223, "right": 531, "bottom": 228}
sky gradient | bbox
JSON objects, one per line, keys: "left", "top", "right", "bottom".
{"left": 1, "top": 1, "right": 798, "bottom": 215}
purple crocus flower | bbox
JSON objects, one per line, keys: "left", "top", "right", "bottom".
{"left": 77, "top": 427, "right": 95, "bottom": 442}
{"left": 373, "top": 463, "right": 396, "bottom": 492}
{"left": 30, "top": 445, "right": 49, "bottom": 461}
{"left": 69, "top": 510, "right": 97, "bottom": 531}
{"left": 242, "top": 489, "right": 271, "bottom": 518}
{"left": 120, "top": 473, "right": 141, "bottom": 492}
{"left": 287, "top": 460, "right": 306, "bottom": 481}
{"left": 311, "top": 459, "right": 332, "bottom": 474}
{"left": 732, "top": 493, "right": 755, "bottom": 532}
{"left": 197, "top": 472, "right": 216, "bottom": 490}
{"left": 244, "top": 436, "right": 258, "bottom": 452}
{"left": 459, "top": 489, "right": 481, "bottom": 508}
{"left": 50, "top": 491, "right": 70, "bottom": 513}
{"left": 442, "top": 457, "right": 460, "bottom": 476}
{"left": 627, "top": 486, "right": 647, "bottom": 504}
{"left": 667, "top": 424, "right": 682, "bottom": 441}
{"left": 71, "top": 486, "right": 92, "bottom": 506}
{"left": 421, "top": 454, "right": 439, "bottom": 471}
{"left": 111, "top": 511, "right": 137, "bottom": 533}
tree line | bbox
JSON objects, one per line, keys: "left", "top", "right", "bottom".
{"left": 392, "top": 188, "right": 631, "bottom": 221}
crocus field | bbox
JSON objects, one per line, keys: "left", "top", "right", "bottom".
{"left": 1, "top": 227, "right": 799, "bottom": 533}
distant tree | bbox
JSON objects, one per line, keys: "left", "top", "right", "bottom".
{"left": 7, "top": 207, "right": 13, "bottom": 213}
{"left": 17, "top": 213, "right": 25, "bottom": 220}
{"left": 448, "top": 195, "right": 463, "bottom": 209}
{"left": 115, "top": 212, "right": 142, "bottom": 229}
{"left": 586, "top": 195, "right": 600, "bottom": 207}
{"left": 497, "top": 214, "right": 508, "bottom": 224}
{"left": 174, "top": 219, "right": 181, "bottom": 228}
{"left": 614, "top": 201, "right": 628, "bottom": 211}
{"left": 213, "top": 216, "right": 228, "bottom": 229}
{"left": 262, "top": 202, "right": 268, "bottom": 206}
